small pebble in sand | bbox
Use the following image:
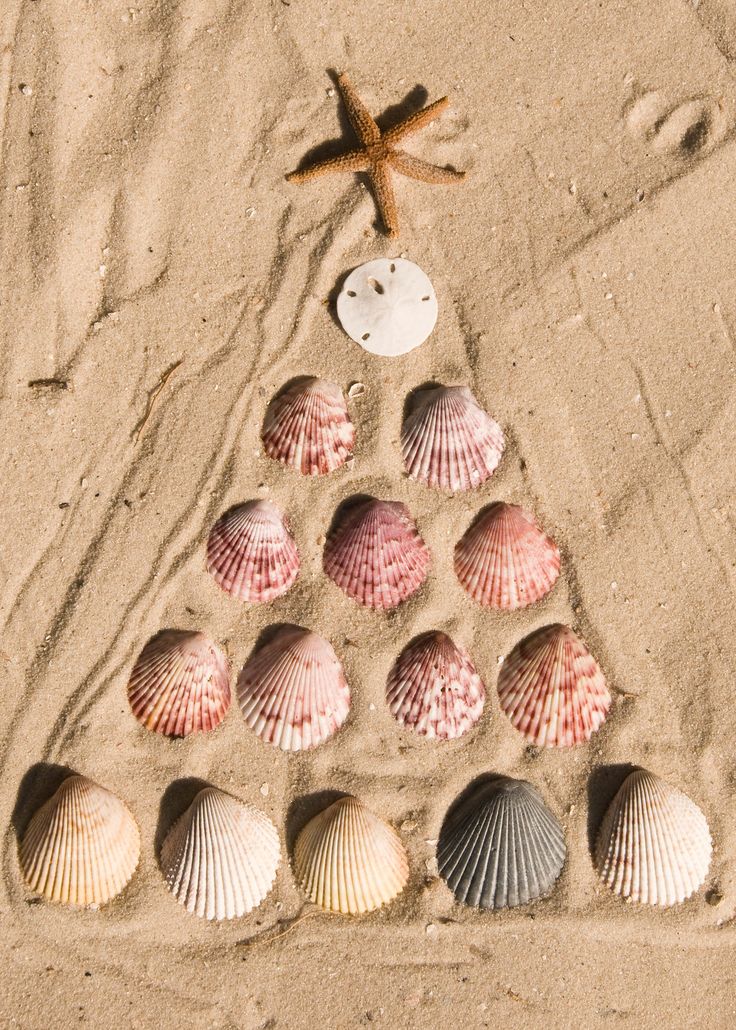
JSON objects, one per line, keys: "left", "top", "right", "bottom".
{"left": 425, "top": 923, "right": 438, "bottom": 937}
{"left": 260, "top": 783, "right": 269, "bottom": 797}
{"left": 706, "top": 889, "right": 723, "bottom": 906}
{"left": 19, "top": 83, "right": 33, "bottom": 96}
{"left": 401, "top": 819, "right": 417, "bottom": 833}
{"left": 348, "top": 382, "right": 366, "bottom": 398}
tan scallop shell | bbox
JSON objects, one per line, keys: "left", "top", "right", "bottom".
{"left": 294, "top": 796, "right": 409, "bottom": 914}
{"left": 595, "top": 769, "right": 711, "bottom": 906}
{"left": 19, "top": 775, "right": 140, "bottom": 907}
{"left": 160, "top": 786, "right": 280, "bottom": 920}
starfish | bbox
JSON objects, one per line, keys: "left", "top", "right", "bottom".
{"left": 286, "top": 73, "right": 465, "bottom": 238}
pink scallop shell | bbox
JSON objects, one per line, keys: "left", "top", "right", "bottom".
{"left": 454, "top": 501, "right": 560, "bottom": 609}
{"left": 238, "top": 625, "right": 350, "bottom": 751}
{"left": 262, "top": 377, "right": 355, "bottom": 476}
{"left": 497, "top": 623, "right": 611, "bottom": 747}
{"left": 206, "top": 500, "right": 300, "bottom": 603}
{"left": 323, "top": 499, "right": 430, "bottom": 610}
{"left": 386, "top": 631, "right": 486, "bottom": 740}
{"left": 401, "top": 385, "right": 505, "bottom": 492}
{"left": 128, "top": 630, "right": 231, "bottom": 737}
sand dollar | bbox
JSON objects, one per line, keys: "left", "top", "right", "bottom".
{"left": 336, "top": 258, "right": 438, "bottom": 357}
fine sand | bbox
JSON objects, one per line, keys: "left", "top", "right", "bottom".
{"left": 2, "top": 1, "right": 736, "bottom": 1027}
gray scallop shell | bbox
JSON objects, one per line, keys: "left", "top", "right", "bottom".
{"left": 437, "top": 776, "right": 566, "bottom": 909}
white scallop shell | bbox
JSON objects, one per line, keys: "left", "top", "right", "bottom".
{"left": 336, "top": 258, "right": 437, "bottom": 357}
{"left": 160, "top": 786, "right": 280, "bottom": 920}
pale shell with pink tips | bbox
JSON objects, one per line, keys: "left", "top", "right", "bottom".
{"left": 261, "top": 377, "right": 355, "bottom": 476}
{"left": 206, "top": 499, "right": 300, "bottom": 603}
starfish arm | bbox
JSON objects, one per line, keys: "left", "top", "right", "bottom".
{"left": 286, "top": 149, "right": 370, "bottom": 182}
{"left": 369, "top": 161, "right": 400, "bottom": 237}
{"left": 337, "top": 72, "right": 381, "bottom": 145}
{"left": 383, "top": 96, "right": 450, "bottom": 144}
{"left": 388, "top": 149, "right": 466, "bottom": 184}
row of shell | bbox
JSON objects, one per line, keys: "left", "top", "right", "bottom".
{"left": 127, "top": 622, "right": 611, "bottom": 749}
{"left": 18, "top": 769, "right": 712, "bottom": 916}
{"left": 207, "top": 498, "right": 560, "bottom": 610}
{"left": 262, "top": 378, "right": 505, "bottom": 491}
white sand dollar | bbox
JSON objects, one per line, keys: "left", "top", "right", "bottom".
{"left": 336, "top": 258, "right": 437, "bottom": 357}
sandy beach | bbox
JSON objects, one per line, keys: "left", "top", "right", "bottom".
{"left": 2, "top": 1, "right": 736, "bottom": 1026}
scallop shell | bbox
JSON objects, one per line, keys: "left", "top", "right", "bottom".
{"left": 437, "top": 776, "right": 566, "bottom": 909}
{"left": 454, "top": 502, "right": 560, "bottom": 609}
{"left": 294, "top": 795, "right": 409, "bottom": 914}
{"left": 595, "top": 769, "right": 711, "bottom": 906}
{"left": 160, "top": 786, "right": 280, "bottom": 920}
{"left": 386, "top": 631, "right": 485, "bottom": 740}
{"left": 497, "top": 623, "right": 610, "bottom": 747}
{"left": 336, "top": 258, "right": 438, "bottom": 357}
{"left": 262, "top": 378, "right": 355, "bottom": 476}
{"left": 19, "top": 775, "right": 140, "bottom": 907}
{"left": 401, "top": 385, "right": 505, "bottom": 492}
{"left": 127, "top": 630, "right": 231, "bottom": 737}
{"left": 206, "top": 500, "right": 300, "bottom": 603}
{"left": 323, "top": 498, "right": 430, "bottom": 609}
{"left": 238, "top": 625, "right": 350, "bottom": 751}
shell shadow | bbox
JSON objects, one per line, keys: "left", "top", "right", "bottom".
{"left": 154, "top": 776, "right": 212, "bottom": 860}
{"left": 402, "top": 380, "right": 443, "bottom": 422}
{"left": 325, "top": 492, "right": 376, "bottom": 541}
{"left": 439, "top": 771, "right": 509, "bottom": 831}
{"left": 11, "top": 762, "right": 76, "bottom": 843}
{"left": 285, "top": 789, "right": 349, "bottom": 858}
{"left": 586, "top": 763, "right": 638, "bottom": 856}
{"left": 263, "top": 375, "right": 321, "bottom": 414}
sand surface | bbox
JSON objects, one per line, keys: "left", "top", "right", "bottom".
{"left": 2, "top": 1, "right": 736, "bottom": 1027}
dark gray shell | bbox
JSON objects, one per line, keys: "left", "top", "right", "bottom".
{"left": 437, "top": 776, "right": 566, "bottom": 909}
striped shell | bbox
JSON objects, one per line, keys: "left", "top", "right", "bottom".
{"left": 19, "top": 775, "right": 140, "bottom": 907}
{"left": 262, "top": 377, "right": 355, "bottom": 476}
{"left": 386, "top": 631, "right": 485, "bottom": 740}
{"left": 294, "top": 796, "right": 409, "bottom": 914}
{"left": 437, "top": 777, "right": 566, "bottom": 909}
{"left": 401, "top": 385, "right": 505, "bottom": 491}
{"left": 238, "top": 625, "right": 350, "bottom": 751}
{"left": 127, "top": 630, "right": 231, "bottom": 736}
{"left": 323, "top": 498, "right": 430, "bottom": 609}
{"left": 497, "top": 623, "right": 611, "bottom": 747}
{"left": 160, "top": 786, "right": 280, "bottom": 920}
{"left": 595, "top": 769, "right": 711, "bottom": 906}
{"left": 454, "top": 502, "right": 560, "bottom": 609}
{"left": 206, "top": 500, "right": 300, "bottom": 603}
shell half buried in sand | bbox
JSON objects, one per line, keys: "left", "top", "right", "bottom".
{"left": 127, "top": 629, "right": 231, "bottom": 737}
{"left": 336, "top": 258, "right": 438, "bottom": 357}
{"left": 437, "top": 776, "right": 566, "bottom": 910}
{"left": 237, "top": 625, "right": 351, "bottom": 751}
{"left": 386, "top": 631, "right": 485, "bottom": 740}
{"left": 401, "top": 385, "right": 505, "bottom": 492}
{"left": 497, "top": 623, "right": 611, "bottom": 747}
{"left": 595, "top": 769, "right": 712, "bottom": 906}
{"left": 454, "top": 501, "right": 561, "bottom": 609}
{"left": 160, "top": 786, "right": 280, "bottom": 920}
{"left": 19, "top": 774, "right": 140, "bottom": 907}
{"left": 206, "top": 499, "right": 300, "bottom": 603}
{"left": 261, "top": 377, "right": 355, "bottom": 476}
{"left": 323, "top": 498, "right": 430, "bottom": 609}
{"left": 294, "top": 795, "right": 409, "bottom": 914}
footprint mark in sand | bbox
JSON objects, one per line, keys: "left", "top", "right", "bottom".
{"left": 625, "top": 90, "right": 727, "bottom": 158}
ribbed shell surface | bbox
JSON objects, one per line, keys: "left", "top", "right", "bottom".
{"left": 595, "top": 769, "right": 711, "bottom": 906}
{"left": 294, "top": 796, "right": 409, "bottom": 914}
{"left": 261, "top": 378, "right": 354, "bottom": 476}
{"left": 401, "top": 385, "right": 505, "bottom": 491}
{"left": 160, "top": 787, "right": 280, "bottom": 920}
{"left": 206, "top": 500, "right": 300, "bottom": 602}
{"left": 437, "top": 777, "right": 566, "bottom": 909}
{"left": 19, "top": 775, "right": 140, "bottom": 907}
{"left": 237, "top": 626, "right": 350, "bottom": 751}
{"left": 497, "top": 623, "right": 610, "bottom": 747}
{"left": 386, "top": 631, "right": 485, "bottom": 740}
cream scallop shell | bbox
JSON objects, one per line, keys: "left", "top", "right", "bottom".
{"left": 19, "top": 775, "right": 140, "bottom": 907}
{"left": 206, "top": 499, "right": 300, "bottom": 603}
{"left": 386, "top": 631, "right": 485, "bottom": 740}
{"left": 127, "top": 630, "right": 231, "bottom": 736}
{"left": 294, "top": 796, "right": 409, "bottom": 914}
{"left": 401, "top": 385, "right": 505, "bottom": 491}
{"left": 238, "top": 625, "right": 350, "bottom": 751}
{"left": 595, "top": 769, "right": 711, "bottom": 906}
{"left": 261, "top": 377, "right": 355, "bottom": 476}
{"left": 160, "top": 786, "right": 280, "bottom": 920}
